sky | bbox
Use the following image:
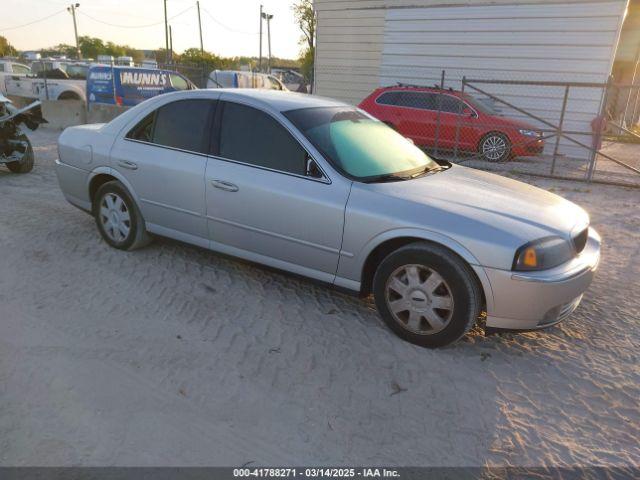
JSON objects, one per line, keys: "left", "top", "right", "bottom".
{"left": 1, "top": 0, "right": 303, "bottom": 59}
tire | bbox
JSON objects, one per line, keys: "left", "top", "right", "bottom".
{"left": 372, "top": 242, "right": 482, "bottom": 348}
{"left": 93, "top": 180, "right": 151, "bottom": 251}
{"left": 58, "top": 91, "right": 81, "bottom": 101}
{"left": 5, "top": 135, "right": 34, "bottom": 173}
{"left": 479, "top": 132, "right": 511, "bottom": 163}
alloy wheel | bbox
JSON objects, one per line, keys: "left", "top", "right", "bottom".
{"left": 482, "top": 135, "right": 508, "bottom": 162}
{"left": 384, "top": 264, "right": 454, "bottom": 335}
{"left": 99, "top": 193, "right": 131, "bottom": 243}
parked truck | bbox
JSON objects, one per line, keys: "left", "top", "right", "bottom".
{"left": 4, "top": 61, "right": 87, "bottom": 103}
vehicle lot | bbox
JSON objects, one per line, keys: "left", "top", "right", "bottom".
{"left": 1, "top": 128, "right": 639, "bottom": 467}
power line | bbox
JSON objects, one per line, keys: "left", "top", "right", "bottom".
{"left": 0, "top": 8, "right": 67, "bottom": 32}
{"left": 77, "top": 5, "right": 194, "bottom": 29}
{"left": 201, "top": 7, "right": 258, "bottom": 35}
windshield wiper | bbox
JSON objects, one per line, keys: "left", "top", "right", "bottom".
{"left": 363, "top": 164, "right": 450, "bottom": 184}
{"left": 409, "top": 165, "right": 448, "bottom": 179}
{"left": 362, "top": 173, "right": 413, "bottom": 184}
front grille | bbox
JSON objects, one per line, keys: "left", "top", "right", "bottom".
{"left": 572, "top": 228, "right": 588, "bottom": 254}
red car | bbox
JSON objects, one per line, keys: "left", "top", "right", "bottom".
{"left": 358, "top": 85, "right": 545, "bottom": 162}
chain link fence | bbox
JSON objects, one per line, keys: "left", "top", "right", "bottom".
{"left": 323, "top": 69, "right": 640, "bottom": 188}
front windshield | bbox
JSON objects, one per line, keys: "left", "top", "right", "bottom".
{"left": 284, "top": 107, "right": 438, "bottom": 180}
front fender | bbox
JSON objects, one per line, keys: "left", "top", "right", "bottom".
{"left": 336, "top": 227, "right": 495, "bottom": 313}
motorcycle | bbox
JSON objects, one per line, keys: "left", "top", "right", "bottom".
{"left": 0, "top": 94, "right": 47, "bottom": 174}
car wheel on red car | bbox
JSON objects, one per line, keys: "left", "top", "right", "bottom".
{"left": 479, "top": 132, "right": 511, "bottom": 163}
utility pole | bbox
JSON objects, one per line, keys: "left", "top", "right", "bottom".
{"left": 163, "top": 0, "right": 169, "bottom": 64}
{"left": 197, "top": 0, "right": 204, "bottom": 56}
{"left": 258, "top": 5, "right": 263, "bottom": 72}
{"left": 169, "top": 25, "right": 173, "bottom": 65}
{"left": 67, "top": 3, "right": 81, "bottom": 60}
{"left": 263, "top": 12, "right": 273, "bottom": 72}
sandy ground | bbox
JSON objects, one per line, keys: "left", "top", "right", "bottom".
{"left": 0, "top": 128, "right": 639, "bottom": 468}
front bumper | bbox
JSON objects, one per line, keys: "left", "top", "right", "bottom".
{"left": 513, "top": 138, "right": 545, "bottom": 157}
{"left": 484, "top": 227, "right": 601, "bottom": 330}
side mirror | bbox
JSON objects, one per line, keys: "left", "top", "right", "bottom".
{"left": 463, "top": 107, "right": 476, "bottom": 118}
{"left": 405, "top": 137, "right": 415, "bottom": 145}
{"left": 305, "top": 156, "right": 323, "bottom": 179}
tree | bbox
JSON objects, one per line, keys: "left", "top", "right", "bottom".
{"left": 40, "top": 44, "right": 77, "bottom": 58}
{"left": 180, "top": 48, "right": 232, "bottom": 70}
{"left": 0, "top": 36, "right": 17, "bottom": 57}
{"left": 292, "top": 0, "right": 315, "bottom": 51}
{"left": 78, "top": 36, "right": 106, "bottom": 59}
{"left": 292, "top": 0, "right": 315, "bottom": 89}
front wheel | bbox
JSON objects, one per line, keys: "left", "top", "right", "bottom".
{"left": 93, "top": 180, "right": 151, "bottom": 251}
{"left": 372, "top": 242, "right": 482, "bottom": 348}
{"left": 5, "top": 135, "right": 34, "bottom": 173}
{"left": 479, "top": 132, "right": 511, "bottom": 163}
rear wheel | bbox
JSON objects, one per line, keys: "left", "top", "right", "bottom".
{"left": 373, "top": 242, "right": 482, "bottom": 348}
{"left": 479, "top": 132, "right": 511, "bottom": 163}
{"left": 58, "top": 91, "right": 81, "bottom": 101}
{"left": 5, "top": 135, "right": 34, "bottom": 173}
{"left": 94, "top": 181, "right": 151, "bottom": 251}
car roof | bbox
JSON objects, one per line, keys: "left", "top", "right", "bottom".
{"left": 377, "top": 85, "right": 462, "bottom": 96}
{"left": 102, "top": 89, "right": 354, "bottom": 135}
{"left": 213, "top": 88, "right": 350, "bottom": 112}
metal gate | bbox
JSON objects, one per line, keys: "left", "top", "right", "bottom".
{"left": 419, "top": 71, "right": 640, "bottom": 188}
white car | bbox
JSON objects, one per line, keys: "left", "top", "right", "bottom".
{"left": 207, "top": 70, "right": 287, "bottom": 91}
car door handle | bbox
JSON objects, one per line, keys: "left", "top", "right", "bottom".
{"left": 210, "top": 179, "right": 239, "bottom": 192}
{"left": 117, "top": 160, "right": 138, "bottom": 170}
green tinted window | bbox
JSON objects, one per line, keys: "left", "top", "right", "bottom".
{"left": 285, "top": 107, "right": 436, "bottom": 180}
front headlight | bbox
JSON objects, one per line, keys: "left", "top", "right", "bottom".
{"left": 513, "top": 237, "right": 575, "bottom": 271}
{"left": 519, "top": 129, "right": 540, "bottom": 137}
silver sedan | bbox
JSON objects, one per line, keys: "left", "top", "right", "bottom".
{"left": 55, "top": 89, "right": 600, "bottom": 347}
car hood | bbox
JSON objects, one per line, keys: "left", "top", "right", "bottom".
{"left": 365, "top": 165, "right": 588, "bottom": 239}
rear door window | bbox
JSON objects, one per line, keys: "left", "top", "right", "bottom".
{"left": 397, "top": 92, "right": 437, "bottom": 111}
{"left": 126, "top": 112, "right": 155, "bottom": 142}
{"left": 126, "top": 99, "right": 215, "bottom": 153}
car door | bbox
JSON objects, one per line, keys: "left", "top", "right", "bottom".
{"left": 396, "top": 92, "right": 438, "bottom": 147}
{"left": 7, "top": 63, "right": 32, "bottom": 98}
{"left": 110, "top": 98, "right": 216, "bottom": 244}
{"left": 205, "top": 100, "right": 351, "bottom": 281}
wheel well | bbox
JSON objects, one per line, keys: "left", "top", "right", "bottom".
{"left": 89, "top": 174, "right": 117, "bottom": 207}
{"left": 359, "top": 237, "right": 486, "bottom": 308}
{"left": 58, "top": 91, "right": 81, "bottom": 101}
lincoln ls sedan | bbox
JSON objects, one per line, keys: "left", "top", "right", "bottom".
{"left": 55, "top": 89, "right": 601, "bottom": 348}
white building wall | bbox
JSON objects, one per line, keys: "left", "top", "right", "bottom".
{"left": 314, "top": 0, "right": 629, "bottom": 159}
